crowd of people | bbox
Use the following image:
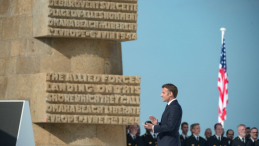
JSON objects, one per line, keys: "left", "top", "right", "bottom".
{"left": 126, "top": 122, "right": 259, "bottom": 146}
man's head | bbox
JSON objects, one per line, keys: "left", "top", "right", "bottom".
{"left": 250, "top": 127, "right": 258, "bottom": 140}
{"left": 205, "top": 128, "right": 212, "bottom": 139}
{"left": 246, "top": 127, "right": 251, "bottom": 138}
{"left": 191, "top": 123, "right": 200, "bottom": 136}
{"left": 128, "top": 125, "right": 138, "bottom": 135}
{"left": 214, "top": 123, "right": 223, "bottom": 137}
{"left": 237, "top": 124, "right": 246, "bottom": 138}
{"left": 181, "top": 122, "right": 189, "bottom": 135}
{"left": 226, "top": 129, "right": 234, "bottom": 140}
{"left": 161, "top": 84, "right": 178, "bottom": 102}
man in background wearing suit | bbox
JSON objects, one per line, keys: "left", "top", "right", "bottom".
{"left": 142, "top": 121, "right": 158, "bottom": 146}
{"left": 231, "top": 124, "right": 247, "bottom": 146}
{"left": 205, "top": 123, "right": 229, "bottom": 146}
{"left": 180, "top": 122, "right": 189, "bottom": 146}
{"left": 127, "top": 125, "right": 144, "bottom": 146}
{"left": 226, "top": 129, "right": 234, "bottom": 145}
{"left": 204, "top": 128, "right": 212, "bottom": 140}
{"left": 185, "top": 123, "right": 206, "bottom": 146}
{"left": 246, "top": 127, "right": 259, "bottom": 146}
{"left": 142, "top": 83, "right": 182, "bottom": 146}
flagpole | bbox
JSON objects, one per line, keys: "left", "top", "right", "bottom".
{"left": 220, "top": 27, "right": 226, "bottom": 128}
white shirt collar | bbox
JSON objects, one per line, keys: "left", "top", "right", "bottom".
{"left": 251, "top": 137, "right": 254, "bottom": 143}
{"left": 130, "top": 133, "right": 136, "bottom": 139}
{"left": 182, "top": 134, "right": 187, "bottom": 139}
{"left": 150, "top": 131, "right": 157, "bottom": 138}
{"left": 168, "top": 98, "right": 176, "bottom": 105}
{"left": 193, "top": 134, "right": 199, "bottom": 139}
{"left": 215, "top": 134, "right": 221, "bottom": 140}
{"left": 238, "top": 135, "right": 245, "bottom": 142}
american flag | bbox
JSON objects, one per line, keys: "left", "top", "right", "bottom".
{"left": 218, "top": 38, "right": 229, "bottom": 124}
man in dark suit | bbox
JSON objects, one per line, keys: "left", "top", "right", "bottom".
{"left": 231, "top": 124, "right": 247, "bottom": 146}
{"left": 142, "top": 121, "right": 157, "bottom": 146}
{"left": 185, "top": 123, "right": 206, "bottom": 146}
{"left": 180, "top": 122, "right": 189, "bottom": 146}
{"left": 246, "top": 127, "right": 259, "bottom": 146}
{"left": 204, "top": 128, "right": 212, "bottom": 140}
{"left": 143, "top": 83, "right": 182, "bottom": 146}
{"left": 127, "top": 125, "right": 144, "bottom": 146}
{"left": 206, "top": 123, "right": 229, "bottom": 146}
{"left": 226, "top": 129, "right": 234, "bottom": 145}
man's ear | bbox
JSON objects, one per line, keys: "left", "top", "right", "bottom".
{"left": 169, "top": 91, "right": 173, "bottom": 97}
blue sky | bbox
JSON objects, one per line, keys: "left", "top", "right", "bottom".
{"left": 122, "top": 0, "right": 259, "bottom": 137}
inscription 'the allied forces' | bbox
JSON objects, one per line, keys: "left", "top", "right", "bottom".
{"left": 45, "top": 73, "right": 141, "bottom": 125}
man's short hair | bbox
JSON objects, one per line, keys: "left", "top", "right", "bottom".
{"left": 246, "top": 127, "right": 250, "bottom": 130}
{"left": 251, "top": 127, "right": 258, "bottom": 131}
{"left": 226, "top": 129, "right": 234, "bottom": 135}
{"left": 191, "top": 123, "right": 200, "bottom": 130}
{"left": 214, "top": 123, "right": 222, "bottom": 129}
{"left": 237, "top": 124, "right": 246, "bottom": 129}
{"left": 162, "top": 83, "right": 178, "bottom": 98}
{"left": 181, "top": 122, "right": 188, "bottom": 128}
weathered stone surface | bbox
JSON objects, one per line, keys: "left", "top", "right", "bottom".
{"left": 104, "top": 58, "right": 123, "bottom": 75}
{"left": 16, "top": 56, "right": 40, "bottom": 74}
{"left": 0, "top": 76, "right": 7, "bottom": 99}
{"left": 5, "top": 75, "right": 16, "bottom": 100}
{"left": 27, "top": 38, "right": 52, "bottom": 56}
{"left": 2, "top": 16, "right": 20, "bottom": 40}
{"left": 10, "top": 39, "right": 27, "bottom": 57}
{"left": 0, "top": 0, "right": 14, "bottom": 18}
{"left": 0, "top": 59, "right": 5, "bottom": 76}
{"left": 40, "top": 56, "right": 71, "bottom": 73}
{"left": 14, "top": 0, "right": 32, "bottom": 15}
{"left": 0, "top": 19, "right": 2, "bottom": 40}
{"left": 4, "top": 57, "right": 16, "bottom": 75}
{"left": 0, "top": 41, "right": 11, "bottom": 59}
{"left": 71, "top": 56, "right": 105, "bottom": 74}
{"left": 33, "top": 124, "right": 51, "bottom": 145}
{"left": 15, "top": 75, "right": 34, "bottom": 100}
{"left": 19, "top": 15, "right": 33, "bottom": 38}
{"left": 97, "top": 125, "right": 126, "bottom": 146}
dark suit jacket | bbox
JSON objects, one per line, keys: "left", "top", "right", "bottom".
{"left": 231, "top": 137, "right": 247, "bottom": 146}
{"left": 185, "top": 135, "right": 206, "bottom": 146}
{"left": 127, "top": 133, "right": 144, "bottom": 146}
{"left": 206, "top": 135, "right": 229, "bottom": 146}
{"left": 246, "top": 138, "right": 259, "bottom": 146}
{"left": 180, "top": 135, "right": 188, "bottom": 146}
{"left": 154, "top": 100, "right": 182, "bottom": 146}
{"left": 142, "top": 133, "right": 157, "bottom": 146}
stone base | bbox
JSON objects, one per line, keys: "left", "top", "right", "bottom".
{"left": 33, "top": 124, "right": 126, "bottom": 146}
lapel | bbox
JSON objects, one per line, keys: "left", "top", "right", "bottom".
{"left": 163, "top": 100, "right": 177, "bottom": 113}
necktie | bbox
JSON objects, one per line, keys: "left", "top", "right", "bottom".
{"left": 165, "top": 104, "right": 168, "bottom": 110}
{"left": 153, "top": 134, "right": 156, "bottom": 139}
{"left": 242, "top": 138, "right": 245, "bottom": 143}
{"left": 133, "top": 135, "right": 136, "bottom": 140}
{"left": 218, "top": 137, "right": 221, "bottom": 142}
{"left": 197, "top": 137, "right": 199, "bottom": 141}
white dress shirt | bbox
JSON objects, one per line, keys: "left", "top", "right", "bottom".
{"left": 238, "top": 135, "right": 245, "bottom": 143}
{"left": 182, "top": 134, "right": 187, "bottom": 140}
{"left": 215, "top": 135, "right": 221, "bottom": 141}
{"left": 193, "top": 134, "right": 199, "bottom": 141}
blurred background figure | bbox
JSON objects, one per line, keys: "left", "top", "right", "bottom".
{"left": 127, "top": 125, "right": 144, "bottom": 146}
{"left": 180, "top": 122, "right": 189, "bottom": 146}
{"left": 246, "top": 127, "right": 251, "bottom": 140}
{"left": 231, "top": 124, "right": 247, "bottom": 146}
{"left": 206, "top": 123, "right": 228, "bottom": 146}
{"left": 186, "top": 123, "right": 206, "bottom": 146}
{"left": 126, "top": 125, "right": 129, "bottom": 134}
{"left": 141, "top": 121, "right": 157, "bottom": 146}
{"left": 222, "top": 128, "right": 225, "bottom": 137}
{"left": 137, "top": 125, "right": 141, "bottom": 136}
{"left": 204, "top": 128, "right": 212, "bottom": 140}
{"left": 226, "top": 129, "right": 234, "bottom": 145}
{"left": 247, "top": 127, "right": 259, "bottom": 146}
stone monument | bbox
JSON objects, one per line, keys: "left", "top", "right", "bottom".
{"left": 0, "top": 0, "right": 139, "bottom": 145}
